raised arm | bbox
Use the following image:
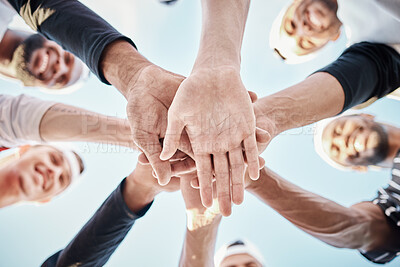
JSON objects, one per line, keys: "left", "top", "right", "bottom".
{"left": 179, "top": 176, "right": 221, "bottom": 267}
{"left": 246, "top": 167, "right": 400, "bottom": 255}
{"left": 162, "top": 0, "right": 267, "bottom": 216}
{"left": 255, "top": 42, "right": 400, "bottom": 146}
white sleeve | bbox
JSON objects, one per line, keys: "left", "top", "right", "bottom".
{"left": 0, "top": 94, "right": 56, "bottom": 148}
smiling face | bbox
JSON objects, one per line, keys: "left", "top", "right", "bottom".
{"left": 322, "top": 115, "right": 389, "bottom": 167}
{"left": 220, "top": 253, "right": 262, "bottom": 267}
{"left": 280, "top": 0, "right": 341, "bottom": 56}
{"left": 1, "top": 145, "right": 74, "bottom": 202}
{"left": 12, "top": 34, "right": 85, "bottom": 89}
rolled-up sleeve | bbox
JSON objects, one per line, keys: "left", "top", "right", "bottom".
{"left": 0, "top": 94, "right": 55, "bottom": 147}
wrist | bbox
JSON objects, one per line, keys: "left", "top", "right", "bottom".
{"left": 100, "top": 40, "right": 153, "bottom": 98}
{"left": 186, "top": 201, "right": 222, "bottom": 231}
{"left": 123, "top": 175, "right": 157, "bottom": 213}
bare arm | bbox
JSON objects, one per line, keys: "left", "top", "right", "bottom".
{"left": 39, "top": 103, "right": 135, "bottom": 148}
{"left": 161, "top": 0, "right": 262, "bottom": 216}
{"left": 179, "top": 177, "right": 221, "bottom": 267}
{"left": 254, "top": 72, "right": 345, "bottom": 139}
{"left": 194, "top": 0, "right": 250, "bottom": 69}
{"left": 246, "top": 167, "right": 400, "bottom": 252}
{"left": 256, "top": 42, "right": 400, "bottom": 142}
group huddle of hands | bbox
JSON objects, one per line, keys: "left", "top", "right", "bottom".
{"left": 111, "top": 53, "right": 273, "bottom": 217}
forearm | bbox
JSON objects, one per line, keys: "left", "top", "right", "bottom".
{"left": 193, "top": 0, "right": 250, "bottom": 69}
{"left": 40, "top": 103, "right": 135, "bottom": 148}
{"left": 255, "top": 72, "right": 344, "bottom": 137}
{"left": 247, "top": 167, "right": 376, "bottom": 250}
{"left": 179, "top": 215, "right": 222, "bottom": 267}
{"left": 100, "top": 40, "right": 153, "bottom": 97}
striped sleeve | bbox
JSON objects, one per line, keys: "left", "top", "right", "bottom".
{"left": 361, "top": 154, "right": 400, "bottom": 264}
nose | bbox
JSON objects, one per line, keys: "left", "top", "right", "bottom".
{"left": 46, "top": 164, "right": 64, "bottom": 188}
{"left": 53, "top": 56, "right": 68, "bottom": 78}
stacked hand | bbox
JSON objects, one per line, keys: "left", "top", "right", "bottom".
{"left": 160, "top": 67, "right": 267, "bottom": 216}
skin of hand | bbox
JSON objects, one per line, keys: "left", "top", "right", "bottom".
{"left": 181, "top": 173, "right": 221, "bottom": 224}
{"left": 123, "top": 162, "right": 180, "bottom": 213}
{"left": 159, "top": 0, "right": 269, "bottom": 217}
{"left": 161, "top": 67, "right": 260, "bottom": 216}
{"left": 101, "top": 40, "right": 191, "bottom": 188}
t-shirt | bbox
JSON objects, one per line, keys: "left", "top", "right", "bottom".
{"left": 316, "top": 42, "right": 400, "bottom": 112}
{"left": 337, "top": 0, "right": 400, "bottom": 53}
{"left": 6, "top": 0, "right": 137, "bottom": 84}
{"left": 0, "top": 94, "right": 55, "bottom": 148}
{"left": 0, "top": 0, "right": 16, "bottom": 41}
{"left": 361, "top": 151, "right": 400, "bottom": 264}
{"left": 41, "top": 179, "right": 153, "bottom": 267}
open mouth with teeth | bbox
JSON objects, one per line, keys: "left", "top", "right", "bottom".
{"left": 38, "top": 52, "right": 49, "bottom": 76}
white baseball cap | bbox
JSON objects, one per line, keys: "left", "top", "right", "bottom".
{"left": 214, "top": 239, "right": 266, "bottom": 267}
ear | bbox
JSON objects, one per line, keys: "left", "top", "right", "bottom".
{"left": 350, "top": 165, "right": 368, "bottom": 172}
{"left": 330, "top": 29, "right": 341, "bottom": 41}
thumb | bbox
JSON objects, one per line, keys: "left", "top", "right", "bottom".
{"left": 248, "top": 90, "right": 258, "bottom": 103}
{"left": 256, "top": 127, "right": 271, "bottom": 144}
{"left": 160, "top": 116, "right": 185, "bottom": 160}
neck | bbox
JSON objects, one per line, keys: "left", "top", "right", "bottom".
{"left": 0, "top": 169, "right": 21, "bottom": 209}
{"left": 379, "top": 125, "right": 400, "bottom": 167}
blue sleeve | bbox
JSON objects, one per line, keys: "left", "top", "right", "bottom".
{"left": 316, "top": 42, "right": 400, "bottom": 112}
{"left": 41, "top": 178, "right": 153, "bottom": 267}
{"left": 6, "top": 0, "right": 137, "bottom": 84}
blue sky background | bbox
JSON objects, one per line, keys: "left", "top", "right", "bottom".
{"left": 0, "top": 0, "right": 399, "bottom": 266}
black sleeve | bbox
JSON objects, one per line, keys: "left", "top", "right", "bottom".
{"left": 6, "top": 0, "right": 137, "bottom": 84}
{"left": 41, "top": 178, "right": 153, "bottom": 267}
{"left": 316, "top": 42, "right": 400, "bottom": 111}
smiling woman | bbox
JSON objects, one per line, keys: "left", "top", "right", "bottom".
{"left": 0, "top": 144, "right": 84, "bottom": 209}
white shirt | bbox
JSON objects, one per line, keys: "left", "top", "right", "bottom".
{"left": 0, "top": 94, "right": 55, "bottom": 148}
{"left": 337, "top": 0, "right": 400, "bottom": 53}
{"left": 0, "top": 0, "right": 17, "bottom": 41}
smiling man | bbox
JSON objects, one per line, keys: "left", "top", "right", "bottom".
{"left": 0, "top": 30, "right": 88, "bottom": 90}
{"left": 0, "top": 0, "right": 88, "bottom": 90}
{"left": 9, "top": 33, "right": 88, "bottom": 89}
{"left": 315, "top": 114, "right": 397, "bottom": 170}
{"left": 270, "top": 0, "right": 400, "bottom": 62}
{"left": 0, "top": 144, "right": 84, "bottom": 208}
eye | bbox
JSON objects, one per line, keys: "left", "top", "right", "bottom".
{"left": 331, "top": 145, "right": 340, "bottom": 157}
{"left": 56, "top": 74, "right": 67, "bottom": 85}
{"left": 299, "top": 37, "right": 315, "bottom": 49}
{"left": 59, "top": 174, "right": 65, "bottom": 185}
{"left": 50, "top": 153, "right": 58, "bottom": 164}
{"left": 334, "top": 125, "right": 343, "bottom": 135}
{"left": 285, "top": 19, "right": 296, "bottom": 35}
